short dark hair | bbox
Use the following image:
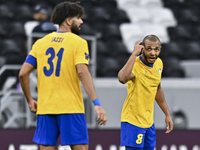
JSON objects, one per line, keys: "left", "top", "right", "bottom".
{"left": 51, "top": 1, "right": 84, "bottom": 25}
{"left": 142, "top": 34, "right": 161, "bottom": 46}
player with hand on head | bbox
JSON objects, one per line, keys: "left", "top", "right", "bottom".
{"left": 118, "top": 35, "right": 173, "bottom": 150}
{"left": 19, "top": 2, "right": 107, "bottom": 150}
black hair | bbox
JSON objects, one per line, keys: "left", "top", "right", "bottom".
{"left": 51, "top": 1, "right": 84, "bottom": 25}
{"left": 142, "top": 34, "right": 161, "bottom": 46}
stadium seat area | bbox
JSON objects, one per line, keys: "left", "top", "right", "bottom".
{"left": 0, "top": 0, "right": 200, "bottom": 80}
{"left": 0, "top": 0, "right": 131, "bottom": 79}
{"left": 162, "top": 0, "right": 200, "bottom": 77}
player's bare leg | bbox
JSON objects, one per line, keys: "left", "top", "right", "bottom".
{"left": 40, "top": 145, "right": 56, "bottom": 150}
{"left": 70, "top": 144, "right": 89, "bottom": 150}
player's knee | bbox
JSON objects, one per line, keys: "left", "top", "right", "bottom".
{"left": 70, "top": 144, "right": 88, "bottom": 150}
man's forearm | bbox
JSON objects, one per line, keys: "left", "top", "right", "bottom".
{"left": 155, "top": 85, "right": 171, "bottom": 116}
{"left": 79, "top": 71, "right": 98, "bottom": 101}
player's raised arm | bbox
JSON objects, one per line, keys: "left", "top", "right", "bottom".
{"left": 118, "top": 41, "right": 144, "bottom": 84}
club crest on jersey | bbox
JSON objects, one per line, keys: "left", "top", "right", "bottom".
{"left": 158, "top": 68, "right": 162, "bottom": 74}
{"left": 85, "top": 53, "right": 89, "bottom": 60}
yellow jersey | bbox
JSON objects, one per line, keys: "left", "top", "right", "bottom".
{"left": 121, "top": 55, "right": 163, "bottom": 128}
{"left": 26, "top": 31, "right": 90, "bottom": 114}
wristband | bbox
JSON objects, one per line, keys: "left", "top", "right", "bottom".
{"left": 93, "top": 98, "right": 101, "bottom": 106}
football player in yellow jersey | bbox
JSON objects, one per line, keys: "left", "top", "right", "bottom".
{"left": 19, "top": 2, "right": 107, "bottom": 150}
{"left": 118, "top": 35, "right": 173, "bottom": 150}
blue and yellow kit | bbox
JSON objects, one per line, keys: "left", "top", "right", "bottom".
{"left": 121, "top": 55, "right": 163, "bottom": 128}
{"left": 25, "top": 31, "right": 90, "bottom": 115}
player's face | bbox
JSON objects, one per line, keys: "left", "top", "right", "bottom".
{"left": 142, "top": 40, "right": 161, "bottom": 65}
{"left": 71, "top": 16, "right": 83, "bottom": 35}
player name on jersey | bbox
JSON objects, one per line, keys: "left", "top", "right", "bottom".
{"left": 51, "top": 37, "right": 64, "bottom": 43}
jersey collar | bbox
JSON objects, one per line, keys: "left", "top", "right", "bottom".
{"left": 139, "top": 55, "right": 153, "bottom": 68}
{"left": 56, "top": 31, "right": 68, "bottom": 33}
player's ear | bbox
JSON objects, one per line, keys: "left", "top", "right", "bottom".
{"left": 141, "top": 48, "right": 143, "bottom": 54}
{"left": 66, "top": 18, "right": 72, "bottom": 26}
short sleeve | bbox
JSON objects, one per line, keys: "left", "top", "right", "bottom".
{"left": 25, "top": 55, "right": 37, "bottom": 67}
{"left": 75, "top": 39, "right": 90, "bottom": 66}
{"left": 25, "top": 41, "right": 38, "bottom": 67}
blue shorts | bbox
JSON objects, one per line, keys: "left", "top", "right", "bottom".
{"left": 121, "top": 122, "right": 156, "bottom": 148}
{"left": 33, "top": 114, "right": 89, "bottom": 146}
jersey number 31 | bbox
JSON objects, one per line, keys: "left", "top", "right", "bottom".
{"left": 43, "top": 47, "right": 64, "bottom": 77}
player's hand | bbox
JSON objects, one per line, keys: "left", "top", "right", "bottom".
{"left": 94, "top": 106, "right": 107, "bottom": 126}
{"left": 132, "top": 41, "right": 144, "bottom": 56}
{"left": 28, "top": 99, "right": 37, "bottom": 113}
{"left": 165, "top": 115, "right": 173, "bottom": 133}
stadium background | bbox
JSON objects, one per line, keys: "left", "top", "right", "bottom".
{"left": 1, "top": 0, "right": 200, "bottom": 149}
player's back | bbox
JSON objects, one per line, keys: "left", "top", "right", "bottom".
{"left": 31, "top": 31, "right": 89, "bottom": 114}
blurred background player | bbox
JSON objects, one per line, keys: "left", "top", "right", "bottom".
{"left": 118, "top": 35, "right": 173, "bottom": 150}
{"left": 30, "top": 2, "right": 57, "bottom": 44}
{"left": 19, "top": 1, "right": 107, "bottom": 150}
{"left": 32, "top": 2, "right": 56, "bottom": 33}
